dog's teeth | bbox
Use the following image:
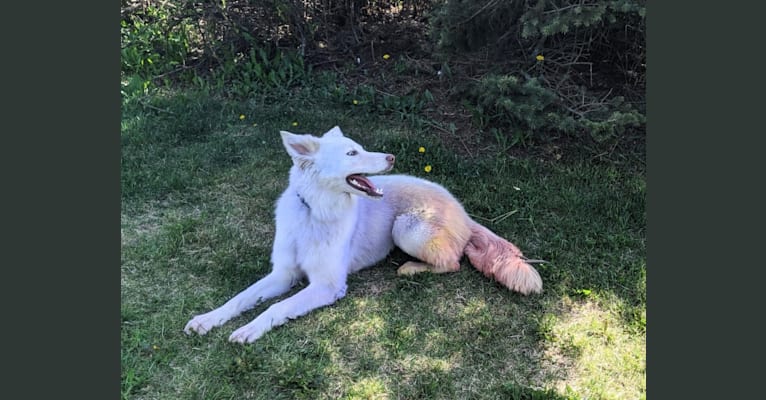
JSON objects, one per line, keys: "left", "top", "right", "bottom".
{"left": 350, "top": 179, "right": 359, "bottom": 186}
{"left": 375, "top": 188, "right": 383, "bottom": 194}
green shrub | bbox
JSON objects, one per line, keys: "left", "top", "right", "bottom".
{"left": 120, "top": 3, "right": 193, "bottom": 80}
{"left": 210, "top": 48, "right": 310, "bottom": 98}
{"left": 432, "top": 0, "right": 646, "bottom": 144}
{"left": 120, "top": 0, "right": 645, "bottom": 151}
{"left": 460, "top": 74, "right": 644, "bottom": 143}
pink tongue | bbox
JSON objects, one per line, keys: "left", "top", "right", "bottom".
{"left": 348, "top": 174, "right": 380, "bottom": 196}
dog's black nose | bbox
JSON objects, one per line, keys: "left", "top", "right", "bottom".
{"left": 386, "top": 154, "right": 395, "bottom": 163}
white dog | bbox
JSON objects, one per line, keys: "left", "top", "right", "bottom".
{"left": 184, "top": 126, "right": 543, "bottom": 343}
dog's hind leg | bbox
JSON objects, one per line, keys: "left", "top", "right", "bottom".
{"left": 392, "top": 213, "right": 469, "bottom": 276}
{"left": 396, "top": 260, "right": 459, "bottom": 275}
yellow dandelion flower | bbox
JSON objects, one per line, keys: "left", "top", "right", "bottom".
{"left": 418, "top": 146, "right": 425, "bottom": 153}
{"left": 239, "top": 114, "right": 245, "bottom": 120}
{"left": 292, "top": 121, "right": 299, "bottom": 127}
{"left": 383, "top": 54, "right": 391, "bottom": 60}
{"left": 252, "top": 123, "right": 258, "bottom": 127}
{"left": 536, "top": 54, "right": 545, "bottom": 61}
{"left": 424, "top": 165, "right": 432, "bottom": 173}
{"left": 152, "top": 345, "right": 159, "bottom": 350}
{"left": 353, "top": 99, "right": 359, "bottom": 105}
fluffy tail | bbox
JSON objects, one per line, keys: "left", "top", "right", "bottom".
{"left": 464, "top": 222, "right": 543, "bottom": 295}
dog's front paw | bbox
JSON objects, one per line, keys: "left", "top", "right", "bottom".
{"left": 184, "top": 311, "right": 229, "bottom": 335}
{"left": 228, "top": 321, "right": 268, "bottom": 344}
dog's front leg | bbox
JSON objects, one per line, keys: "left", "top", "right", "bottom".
{"left": 184, "top": 269, "right": 299, "bottom": 336}
{"left": 228, "top": 280, "right": 347, "bottom": 343}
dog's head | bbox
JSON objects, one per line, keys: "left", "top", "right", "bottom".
{"left": 280, "top": 126, "right": 395, "bottom": 198}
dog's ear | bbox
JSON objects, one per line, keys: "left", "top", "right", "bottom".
{"left": 280, "top": 131, "right": 320, "bottom": 158}
{"left": 323, "top": 126, "right": 344, "bottom": 138}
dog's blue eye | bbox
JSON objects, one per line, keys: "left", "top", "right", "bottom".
{"left": 347, "top": 150, "right": 358, "bottom": 156}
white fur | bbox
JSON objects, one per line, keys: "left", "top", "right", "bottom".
{"left": 184, "top": 126, "right": 534, "bottom": 343}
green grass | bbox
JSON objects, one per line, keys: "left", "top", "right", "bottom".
{"left": 121, "top": 87, "right": 645, "bottom": 399}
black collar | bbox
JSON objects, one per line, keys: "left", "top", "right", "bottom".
{"left": 297, "top": 193, "right": 310, "bottom": 210}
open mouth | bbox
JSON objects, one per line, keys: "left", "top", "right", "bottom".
{"left": 346, "top": 174, "right": 383, "bottom": 197}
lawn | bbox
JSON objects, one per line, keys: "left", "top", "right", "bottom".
{"left": 121, "top": 88, "right": 645, "bottom": 399}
